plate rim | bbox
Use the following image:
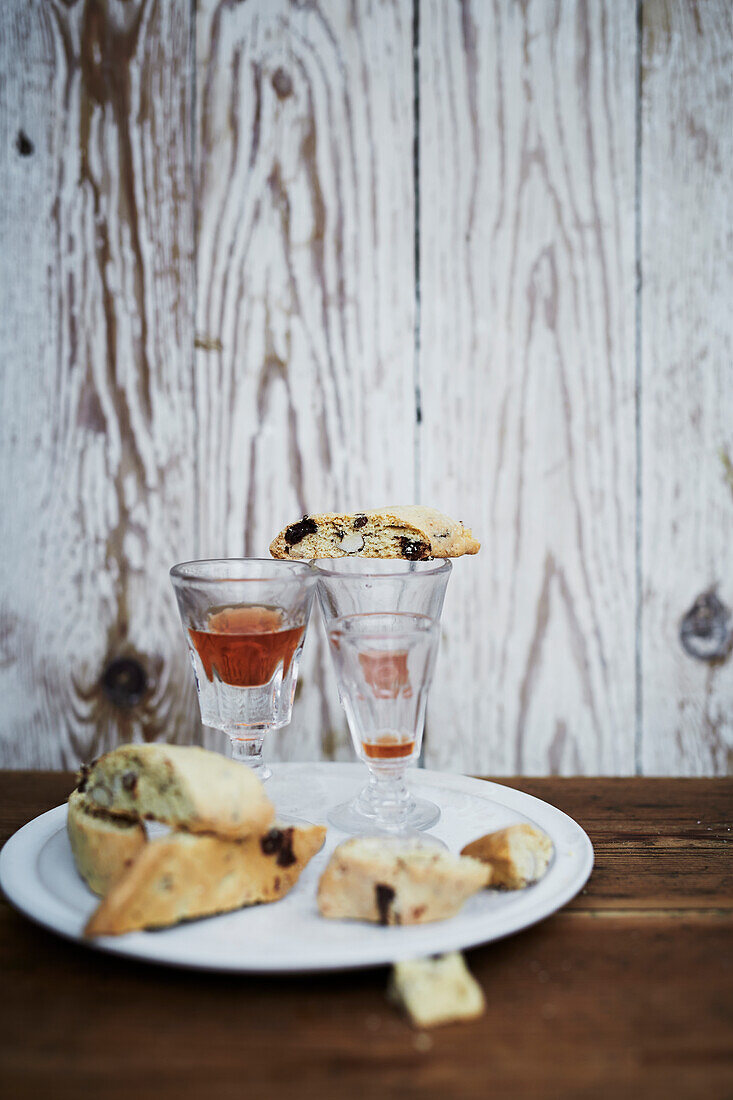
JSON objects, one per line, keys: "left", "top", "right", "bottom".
{"left": 0, "top": 762, "right": 594, "bottom": 973}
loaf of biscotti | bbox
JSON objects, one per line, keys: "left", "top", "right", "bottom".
{"left": 461, "top": 824, "right": 554, "bottom": 889}
{"left": 77, "top": 743, "right": 274, "bottom": 839}
{"left": 269, "top": 506, "right": 480, "bottom": 561}
{"left": 85, "top": 822, "right": 326, "bottom": 936}
{"left": 67, "top": 790, "right": 147, "bottom": 897}
{"left": 317, "top": 838, "right": 490, "bottom": 925}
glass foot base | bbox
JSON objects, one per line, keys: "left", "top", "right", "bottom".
{"left": 327, "top": 795, "right": 441, "bottom": 836}
{"left": 232, "top": 759, "right": 271, "bottom": 782}
{"left": 274, "top": 812, "right": 317, "bottom": 829}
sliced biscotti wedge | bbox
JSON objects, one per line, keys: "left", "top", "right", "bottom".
{"left": 317, "top": 838, "right": 490, "bottom": 926}
{"left": 78, "top": 743, "right": 274, "bottom": 839}
{"left": 67, "top": 790, "right": 147, "bottom": 897}
{"left": 269, "top": 506, "right": 480, "bottom": 561}
{"left": 85, "top": 822, "right": 327, "bottom": 936}
{"left": 461, "top": 824, "right": 554, "bottom": 889}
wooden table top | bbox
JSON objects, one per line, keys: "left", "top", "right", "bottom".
{"left": 1, "top": 773, "right": 731, "bottom": 1100}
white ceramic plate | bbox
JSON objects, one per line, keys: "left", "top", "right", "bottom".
{"left": 0, "top": 763, "right": 593, "bottom": 973}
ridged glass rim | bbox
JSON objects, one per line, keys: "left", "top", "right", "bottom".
{"left": 311, "top": 558, "right": 452, "bottom": 579}
{"left": 170, "top": 558, "right": 315, "bottom": 584}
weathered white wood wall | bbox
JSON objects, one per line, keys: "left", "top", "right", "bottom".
{"left": 419, "top": 0, "right": 638, "bottom": 776}
{"left": 0, "top": 0, "right": 199, "bottom": 766}
{"left": 193, "top": 0, "right": 416, "bottom": 765}
{"left": 0, "top": 0, "right": 731, "bottom": 774}
{"left": 639, "top": 0, "right": 733, "bottom": 774}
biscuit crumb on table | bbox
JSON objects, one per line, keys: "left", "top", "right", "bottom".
{"left": 388, "top": 953, "right": 486, "bottom": 1028}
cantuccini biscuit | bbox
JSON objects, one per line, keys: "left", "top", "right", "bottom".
{"left": 388, "top": 953, "right": 486, "bottom": 1028}
{"left": 67, "top": 790, "right": 147, "bottom": 897}
{"left": 84, "top": 822, "right": 326, "bottom": 936}
{"left": 317, "top": 837, "right": 490, "bottom": 925}
{"left": 461, "top": 824, "right": 554, "bottom": 889}
{"left": 269, "top": 506, "right": 480, "bottom": 561}
{"left": 77, "top": 743, "right": 275, "bottom": 839}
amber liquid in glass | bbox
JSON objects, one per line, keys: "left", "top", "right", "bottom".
{"left": 189, "top": 605, "right": 305, "bottom": 687}
{"left": 362, "top": 733, "right": 416, "bottom": 760}
{"left": 358, "top": 650, "right": 412, "bottom": 699}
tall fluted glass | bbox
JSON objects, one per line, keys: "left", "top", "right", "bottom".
{"left": 314, "top": 559, "right": 451, "bottom": 833}
{"left": 325, "top": 612, "right": 440, "bottom": 833}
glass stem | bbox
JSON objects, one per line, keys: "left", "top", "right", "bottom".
{"left": 229, "top": 734, "right": 272, "bottom": 781}
{"left": 361, "top": 765, "right": 415, "bottom": 830}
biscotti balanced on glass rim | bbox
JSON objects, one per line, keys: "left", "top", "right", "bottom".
{"left": 269, "top": 505, "right": 480, "bottom": 561}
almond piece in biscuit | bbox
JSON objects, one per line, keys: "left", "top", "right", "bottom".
{"left": 461, "top": 824, "right": 554, "bottom": 889}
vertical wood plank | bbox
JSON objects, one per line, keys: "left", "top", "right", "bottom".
{"left": 0, "top": 0, "right": 197, "bottom": 766}
{"left": 195, "top": 0, "right": 416, "bottom": 761}
{"left": 640, "top": 0, "right": 733, "bottom": 775}
{"left": 418, "top": 0, "right": 638, "bottom": 774}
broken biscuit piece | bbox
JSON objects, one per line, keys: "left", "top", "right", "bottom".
{"left": 461, "top": 824, "right": 554, "bottom": 889}
{"left": 317, "top": 837, "right": 490, "bottom": 925}
{"left": 388, "top": 953, "right": 486, "bottom": 1028}
{"left": 269, "top": 506, "right": 480, "bottom": 561}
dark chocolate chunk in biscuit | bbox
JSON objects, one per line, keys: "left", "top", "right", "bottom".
{"left": 121, "top": 771, "right": 138, "bottom": 793}
{"left": 375, "top": 882, "right": 396, "bottom": 925}
{"left": 276, "top": 827, "right": 296, "bottom": 868}
{"left": 284, "top": 517, "right": 318, "bottom": 545}
{"left": 261, "top": 827, "right": 297, "bottom": 868}
{"left": 399, "top": 536, "right": 431, "bottom": 561}
{"left": 261, "top": 828, "right": 283, "bottom": 856}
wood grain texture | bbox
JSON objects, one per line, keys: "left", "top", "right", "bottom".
{"left": 1, "top": 775, "right": 732, "bottom": 1100}
{"left": 503, "top": 777, "right": 733, "bottom": 910}
{"left": 2, "top": 912, "right": 730, "bottom": 1100}
{"left": 418, "top": 0, "right": 638, "bottom": 775}
{"left": 1, "top": 0, "right": 732, "bottom": 775}
{"left": 194, "top": 0, "right": 416, "bottom": 762}
{"left": 0, "top": 0, "right": 197, "bottom": 766}
{"left": 640, "top": 0, "right": 733, "bottom": 775}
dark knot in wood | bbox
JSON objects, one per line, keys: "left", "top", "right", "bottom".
{"left": 271, "top": 67, "right": 293, "bottom": 99}
{"left": 679, "top": 588, "right": 732, "bottom": 662}
{"left": 16, "top": 130, "right": 33, "bottom": 156}
{"left": 101, "top": 657, "right": 148, "bottom": 708}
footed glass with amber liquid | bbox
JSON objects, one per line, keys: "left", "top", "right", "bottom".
{"left": 170, "top": 560, "right": 316, "bottom": 779}
{"left": 325, "top": 613, "right": 440, "bottom": 834}
{"left": 314, "top": 559, "right": 450, "bottom": 833}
